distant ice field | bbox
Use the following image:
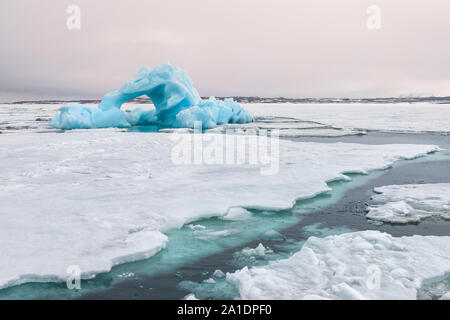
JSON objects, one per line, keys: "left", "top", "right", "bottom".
{"left": 367, "top": 183, "right": 450, "bottom": 223}
{"left": 3, "top": 102, "right": 450, "bottom": 135}
{"left": 245, "top": 103, "right": 450, "bottom": 134}
{"left": 223, "top": 231, "right": 450, "bottom": 300}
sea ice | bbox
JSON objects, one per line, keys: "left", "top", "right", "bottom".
{"left": 260, "top": 230, "right": 285, "bottom": 241}
{"left": 0, "top": 103, "right": 62, "bottom": 134}
{"left": 0, "top": 131, "right": 439, "bottom": 289}
{"left": 245, "top": 103, "right": 450, "bottom": 133}
{"left": 212, "top": 270, "right": 226, "bottom": 279}
{"left": 221, "top": 208, "right": 252, "bottom": 220}
{"left": 366, "top": 183, "right": 450, "bottom": 223}
{"left": 225, "top": 231, "right": 450, "bottom": 299}
{"left": 231, "top": 243, "right": 274, "bottom": 269}
{"left": 183, "top": 293, "right": 199, "bottom": 300}
{"left": 441, "top": 292, "right": 450, "bottom": 300}
{"left": 50, "top": 63, "right": 252, "bottom": 130}
{"left": 240, "top": 243, "right": 268, "bottom": 258}
{"left": 4, "top": 102, "right": 450, "bottom": 135}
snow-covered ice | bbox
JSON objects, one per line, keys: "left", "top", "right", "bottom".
{"left": 440, "top": 292, "right": 450, "bottom": 300}
{"left": 0, "top": 129, "right": 439, "bottom": 289}
{"left": 367, "top": 183, "right": 450, "bottom": 223}
{"left": 4, "top": 102, "right": 450, "bottom": 136}
{"left": 206, "top": 124, "right": 364, "bottom": 138}
{"left": 0, "top": 104, "right": 61, "bottom": 134}
{"left": 231, "top": 243, "right": 274, "bottom": 269}
{"left": 245, "top": 103, "right": 450, "bottom": 133}
{"left": 50, "top": 64, "right": 252, "bottom": 130}
{"left": 221, "top": 208, "right": 253, "bottom": 221}
{"left": 239, "top": 244, "right": 269, "bottom": 258}
{"left": 225, "top": 231, "right": 450, "bottom": 299}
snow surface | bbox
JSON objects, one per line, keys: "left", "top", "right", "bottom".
{"left": 0, "top": 104, "right": 61, "bottom": 134}
{"left": 239, "top": 244, "right": 268, "bottom": 258}
{"left": 245, "top": 103, "right": 450, "bottom": 133}
{"left": 367, "top": 183, "right": 450, "bottom": 223}
{"left": 221, "top": 208, "right": 252, "bottom": 220}
{"left": 226, "top": 231, "right": 450, "bottom": 299}
{"left": 0, "top": 130, "right": 438, "bottom": 289}
{"left": 206, "top": 121, "right": 364, "bottom": 137}
{"left": 50, "top": 64, "right": 252, "bottom": 130}
{"left": 3, "top": 102, "right": 450, "bottom": 135}
{"left": 441, "top": 292, "right": 450, "bottom": 300}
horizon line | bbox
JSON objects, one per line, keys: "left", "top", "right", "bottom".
{"left": 3, "top": 95, "right": 450, "bottom": 105}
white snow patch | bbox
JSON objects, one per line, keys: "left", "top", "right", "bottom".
{"left": 222, "top": 208, "right": 252, "bottom": 221}
{"left": 244, "top": 103, "right": 450, "bottom": 133}
{"left": 226, "top": 231, "right": 450, "bottom": 300}
{"left": 367, "top": 183, "right": 450, "bottom": 223}
{"left": 213, "top": 270, "right": 226, "bottom": 279}
{"left": 183, "top": 293, "right": 199, "bottom": 300}
{"left": 240, "top": 244, "right": 268, "bottom": 258}
{"left": 440, "top": 292, "right": 450, "bottom": 300}
{"left": 206, "top": 121, "right": 364, "bottom": 137}
{"left": 194, "top": 229, "right": 239, "bottom": 238}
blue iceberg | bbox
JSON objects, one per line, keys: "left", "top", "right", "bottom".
{"left": 51, "top": 63, "right": 253, "bottom": 130}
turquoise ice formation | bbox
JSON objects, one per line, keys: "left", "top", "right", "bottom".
{"left": 51, "top": 63, "right": 253, "bottom": 130}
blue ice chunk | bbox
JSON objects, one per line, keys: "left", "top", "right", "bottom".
{"left": 99, "top": 64, "right": 201, "bottom": 116}
{"left": 52, "top": 103, "right": 130, "bottom": 130}
{"left": 126, "top": 108, "right": 158, "bottom": 126}
{"left": 174, "top": 97, "right": 253, "bottom": 129}
{"left": 51, "top": 63, "right": 252, "bottom": 130}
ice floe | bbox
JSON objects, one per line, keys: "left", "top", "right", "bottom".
{"left": 239, "top": 244, "right": 269, "bottom": 258}
{"left": 204, "top": 119, "right": 365, "bottom": 137}
{"left": 0, "top": 130, "right": 439, "bottom": 289}
{"left": 221, "top": 208, "right": 253, "bottom": 221}
{"left": 0, "top": 104, "right": 64, "bottom": 134}
{"left": 225, "top": 231, "right": 450, "bottom": 299}
{"left": 231, "top": 244, "right": 274, "bottom": 269}
{"left": 366, "top": 183, "right": 450, "bottom": 223}
{"left": 245, "top": 103, "right": 450, "bottom": 133}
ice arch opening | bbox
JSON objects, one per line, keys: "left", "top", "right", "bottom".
{"left": 51, "top": 63, "right": 253, "bottom": 130}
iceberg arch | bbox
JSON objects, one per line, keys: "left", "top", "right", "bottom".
{"left": 51, "top": 63, "right": 253, "bottom": 130}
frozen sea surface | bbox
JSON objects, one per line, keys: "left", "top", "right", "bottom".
{"left": 245, "top": 103, "right": 450, "bottom": 133}
{"left": 224, "top": 231, "right": 450, "bottom": 300}
{"left": 1, "top": 129, "right": 436, "bottom": 289}
{"left": 1, "top": 102, "right": 450, "bottom": 299}
{"left": 148, "top": 145, "right": 450, "bottom": 301}
{"left": 367, "top": 183, "right": 450, "bottom": 223}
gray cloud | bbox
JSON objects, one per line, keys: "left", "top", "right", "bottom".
{"left": 0, "top": 0, "right": 449, "bottom": 102}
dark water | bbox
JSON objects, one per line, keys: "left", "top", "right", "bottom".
{"left": 77, "top": 132, "right": 450, "bottom": 300}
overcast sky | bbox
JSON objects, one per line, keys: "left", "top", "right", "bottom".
{"left": 0, "top": 0, "right": 449, "bottom": 102}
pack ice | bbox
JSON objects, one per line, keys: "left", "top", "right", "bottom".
{"left": 51, "top": 63, "right": 252, "bottom": 130}
{"left": 367, "top": 183, "right": 450, "bottom": 223}
{"left": 226, "top": 231, "right": 450, "bottom": 300}
{"left": 245, "top": 103, "right": 450, "bottom": 133}
{"left": 0, "top": 131, "right": 439, "bottom": 289}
